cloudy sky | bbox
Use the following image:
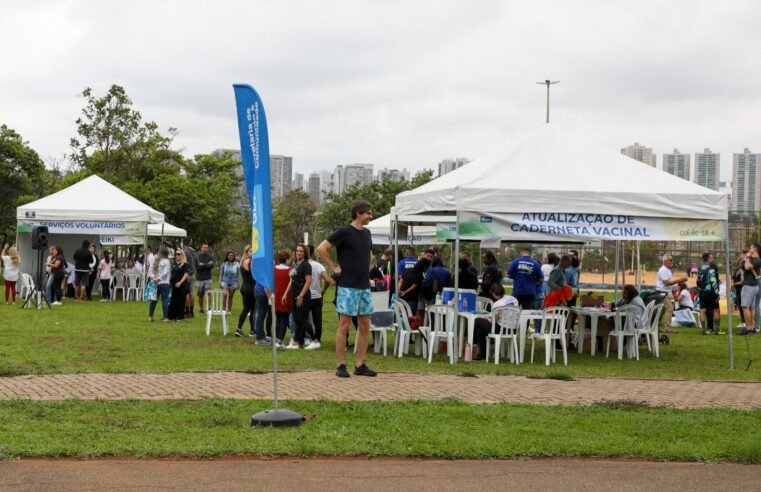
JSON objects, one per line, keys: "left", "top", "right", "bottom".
{"left": 2, "top": 0, "right": 760, "bottom": 181}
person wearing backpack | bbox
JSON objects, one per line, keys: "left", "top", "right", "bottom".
{"left": 739, "top": 244, "right": 761, "bottom": 335}
{"left": 697, "top": 252, "right": 721, "bottom": 335}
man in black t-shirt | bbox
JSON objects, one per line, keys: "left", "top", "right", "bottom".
{"left": 72, "top": 240, "right": 92, "bottom": 301}
{"left": 316, "top": 200, "right": 377, "bottom": 378}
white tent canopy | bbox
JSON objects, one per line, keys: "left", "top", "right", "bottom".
{"left": 148, "top": 223, "right": 186, "bottom": 238}
{"left": 16, "top": 174, "right": 164, "bottom": 276}
{"left": 395, "top": 125, "right": 726, "bottom": 220}
{"left": 367, "top": 213, "right": 446, "bottom": 245}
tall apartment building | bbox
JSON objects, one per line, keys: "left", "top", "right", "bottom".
{"left": 732, "top": 148, "right": 761, "bottom": 213}
{"left": 662, "top": 149, "right": 690, "bottom": 181}
{"left": 377, "top": 168, "right": 411, "bottom": 182}
{"left": 438, "top": 157, "right": 469, "bottom": 177}
{"left": 270, "top": 155, "right": 293, "bottom": 198}
{"left": 621, "top": 142, "right": 657, "bottom": 167}
{"left": 319, "top": 170, "right": 336, "bottom": 200}
{"left": 335, "top": 163, "right": 374, "bottom": 194}
{"left": 307, "top": 173, "right": 321, "bottom": 203}
{"left": 694, "top": 149, "right": 720, "bottom": 191}
{"left": 292, "top": 172, "right": 304, "bottom": 191}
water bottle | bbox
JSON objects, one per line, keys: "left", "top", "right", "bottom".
{"left": 435, "top": 292, "right": 442, "bottom": 305}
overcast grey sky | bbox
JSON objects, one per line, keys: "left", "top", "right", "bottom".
{"left": 2, "top": 0, "right": 760, "bottom": 181}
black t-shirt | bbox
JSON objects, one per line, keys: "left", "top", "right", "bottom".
{"left": 743, "top": 257, "right": 761, "bottom": 286}
{"left": 195, "top": 253, "right": 213, "bottom": 281}
{"left": 171, "top": 262, "right": 189, "bottom": 285}
{"left": 400, "top": 269, "right": 423, "bottom": 302}
{"left": 73, "top": 247, "right": 91, "bottom": 271}
{"left": 327, "top": 225, "right": 372, "bottom": 289}
{"left": 289, "top": 260, "right": 312, "bottom": 300}
{"left": 457, "top": 269, "right": 479, "bottom": 291}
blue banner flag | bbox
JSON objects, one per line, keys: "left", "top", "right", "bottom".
{"left": 233, "top": 84, "right": 274, "bottom": 291}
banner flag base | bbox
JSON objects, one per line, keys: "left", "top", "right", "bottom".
{"left": 251, "top": 408, "right": 302, "bottom": 427}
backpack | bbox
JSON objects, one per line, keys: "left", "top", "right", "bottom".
{"left": 696, "top": 267, "right": 707, "bottom": 290}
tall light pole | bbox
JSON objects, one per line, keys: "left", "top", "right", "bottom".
{"left": 536, "top": 79, "right": 560, "bottom": 123}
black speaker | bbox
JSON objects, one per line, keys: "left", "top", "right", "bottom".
{"left": 31, "top": 226, "right": 49, "bottom": 250}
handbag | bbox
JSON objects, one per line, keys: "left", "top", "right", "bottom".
{"left": 144, "top": 280, "right": 157, "bottom": 301}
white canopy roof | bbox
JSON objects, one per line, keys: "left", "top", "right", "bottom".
{"left": 367, "top": 213, "right": 441, "bottom": 245}
{"left": 17, "top": 174, "right": 164, "bottom": 223}
{"left": 148, "top": 222, "right": 186, "bottom": 238}
{"left": 395, "top": 125, "right": 727, "bottom": 220}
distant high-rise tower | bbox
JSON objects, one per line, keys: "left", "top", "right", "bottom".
{"left": 732, "top": 148, "right": 761, "bottom": 213}
{"left": 621, "top": 142, "right": 657, "bottom": 167}
{"left": 377, "top": 168, "right": 411, "bottom": 182}
{"left": 292, "top": 172, "right": 304, "bottom": 191}
{"left": 694, "top": 149, "right": 720, "bottom": 191}
{"left": 335, "top": 164, "right": 374, "bottom": 193}
{"left": 662, "top": 149, "right": 690, "bottom": 181}
{"left": 307, "top": 173, "right": 321, "bottom": 203}
{"left": 438, "top": 158, "right": 469, "bottom": 177}
{"left": 270, "top": 155, "right": 293, "bottom": 198}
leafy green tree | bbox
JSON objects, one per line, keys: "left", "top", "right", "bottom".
{"left": 317, "top": 169, "right": 433, "bottom": 237}
{"left": 0, "top": 125, "right": 48, "bottom": 242}
{"left": 272, "top": 188, "right": 318, "bottom": 250}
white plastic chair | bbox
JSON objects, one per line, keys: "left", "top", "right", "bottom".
{"left": 476, "top": 296, "right": 493, "bottom": 312}
{"left": 393, "top": 299, "right": 425, "bottom": 357}
{"left": 424, "top": 304, "right": 457, "bottom": 364}
{"left": 111, "top": 271, "right": 126, "bottom": 301}
{"left": 530, "top": 306, "right": 571, "bottom": 366}
{"left": 485, "top": 305, "right": 521, "bottom": 364}
{"left": 368, "top": 290, "right": 394, "bottom": 356}
{"left": 125, "top": 274, "right": 141, "bottom": 301}
{"left": 637, "top": 301, "right": 664, "bottom": 357}
{"left": 204, "top": 289, "right": 229, "bottom": 336}
{"left": 606, "top": 304, "right": 642, "bottom": 360}
{"left": 19, "top": 273, "right": 34, "bottom": 301}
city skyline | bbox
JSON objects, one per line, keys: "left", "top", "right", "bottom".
{"left": 2, "top": 2, "right": 760, "bottom": 184}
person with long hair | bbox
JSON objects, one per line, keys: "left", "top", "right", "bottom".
{"left": 98, "top": 250, "right": 113, "bottom": 302}
{"left": 168, "top": 249, "right": 190, "bottom": 321}
{"left": 148, "top": 246, "right": 171, "bottom": 322}
{"left": 1, "top": 244, "right": 21, "bottom": 305}
{"left": 236, "top": 246, "right": 256, "bottom": 338}
{"left": 283, "top": 244, "right": 312, "bottom": 349}
{"left": 46, "top": 246, "right": 66, "bottom": 305}
{"left": 220, "top": 250, "right": 240, "bottom": 313}
{"left": 273, "top": 250, "right": 292, "bottom": 349}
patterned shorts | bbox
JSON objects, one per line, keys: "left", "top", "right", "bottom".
{"left": 336, "top": 287, "right": 374, "bottom": 316}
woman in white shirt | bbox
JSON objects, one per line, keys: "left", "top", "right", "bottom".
{"left": 674, "top": 281, "right": 694, "bottom": 311}
{"left": 148, "top": 247, "right": 171, "bottom": 321}
{"left": 99, "top": 250, "right": 114, "bottom": 301}
{"left": 1, "top": 244, "right": 21, "bottom": 304}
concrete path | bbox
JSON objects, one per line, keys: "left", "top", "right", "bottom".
{"left": 1, "top": 371, "right": 760, "bottom": 409}
{"left": 0, "top": 458, "right": 758, "bottom": 491}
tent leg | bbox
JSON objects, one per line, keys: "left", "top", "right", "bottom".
{"left": 725, "top": 234, "right": 734, "bottom": 370}
{"left": 613, "top": 240, "right": 620, "bottom": 302}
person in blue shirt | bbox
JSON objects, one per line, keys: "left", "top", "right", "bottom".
{"left": 507, "top": 247, "right": 543, "bottom": 309}
{"left": 396, "top": 246, "right": 418, "bottom": 278}
{"left": 698, "top": 251, "right": 721, "bottom": 335}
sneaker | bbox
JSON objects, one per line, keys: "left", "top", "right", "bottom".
{"left": 249, "top": 331, "right": 256, "bottom": 338}
{"left": 305, "top": 341, "right": 321, "bottom": 350}
{"left": 255, "top": 338, "right": 272, "bottom": 346}
{"left": 738, "top": 323, "right": 746, "bottom": 329}
{"left": 235, "top": 329, "right": 243, "bottom": 337}
{"left": 200, "top": 309, "right": 205, "bottom": 314}
{"left": 336, "top": 364, "right": 350, "bottom": 378}
{"left": 275, "top": 340, "right": 286, "bottom": 349}
{"left": 285, "top": 343, "right": 300, "bottom": 350}
{"left": 52, "top": 301, "right": 62, "bottom": 306}
{"left": 353, "top": 363, "right": 377, "bottom": 377}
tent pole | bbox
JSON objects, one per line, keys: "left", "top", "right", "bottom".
{"left": 636, "top": 241, "right": 641, "bottom": 290}
{"left": 391, "top": 207, "right": 398, "bottom": 307}
{"left": 725, "top": 230, "right": 734, "bottom": 370}
{"left": 613, "top": 240, "right": 620, "bottom": 302}
{"left": 454, "top": 210, "right": 461, "bottom": 359}
{"left": 143, "top": 224, "right": 149, "bottom": 300}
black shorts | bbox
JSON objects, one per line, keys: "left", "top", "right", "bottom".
{"left": 74, "top": 271, "right": 90, "bottom": 287}
{"left": 698, "top": 291, "right": 719, "bottom": 310}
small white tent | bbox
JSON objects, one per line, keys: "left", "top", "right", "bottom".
{"left": 16, "top": 175, "right": 164, "bottom": 276}
{"left": 367, "top": 213, "right": 444, "bottom": 245}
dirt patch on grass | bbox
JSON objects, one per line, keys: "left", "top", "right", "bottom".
{"left": 40, "top": 337, "right": 66, "bottom": 344}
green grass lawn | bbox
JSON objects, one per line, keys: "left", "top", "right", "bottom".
{"left": 1, "top": 398, "right": 759, "bottom": 462}
{"left": 0, "top": 298, "right": 757, "bottom": 380}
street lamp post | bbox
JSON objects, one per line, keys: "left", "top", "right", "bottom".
{"left": 536, "top": 79, "right": 560, "bottom": 123}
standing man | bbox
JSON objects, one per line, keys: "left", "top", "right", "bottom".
{"left": 697, "top": 252, "right": 720, "bottom": 335}
{"left": 739, "top": 244, "right": 761, "bottom": 335}
{"left": 656, "top": 254, "right": 688, "bottom": 333}
{"left": 396, "top": 246, "right": 418, "bottom": 278}
{"left": 195, "top": 243, "right": 214, "bottom": 314}
{"left": 72, "top": 240, "right": 92, "bottom": 302}
{"left": 85, "top": 243, "right": 98, "bottom": 301}
{"left": 316, "top": 200, "right": 377, "bottom": 378}
{"left": 507, "top": 247, "right": 543, "bottom": 309}
{"left": 183, "top": 240, "right": 197, "bottom": 318}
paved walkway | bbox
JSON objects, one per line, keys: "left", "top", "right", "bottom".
{"left": 1, "top": 371, "right": 760, "bottom": 409}
{"left": 2, "top": 458, "right": 758, "bottom": 491}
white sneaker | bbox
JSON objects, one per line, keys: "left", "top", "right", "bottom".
{"left": 52, "top": 301, "right": 62, "bottom": 306}
{"left": 285, "top": 342, "right": 300, "bottom": 350}
{"left": 275, "top": 340, "right": 286, "bottom": 349}
{"left": 305, "top": 341, "right": 321, "bottom": 350}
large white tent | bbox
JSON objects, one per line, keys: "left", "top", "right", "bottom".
{"left": 367, "top": 213, "right": 446, "bottom": 245}
{"left": 393, "top": 125, "right": 734, "bottom": 366}
{"left": 16, "top": 175, "right": 164, "bottom": 277}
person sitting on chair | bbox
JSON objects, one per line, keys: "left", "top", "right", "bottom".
{"left": 471, "top": 283, "right": 519, "bottom": 360}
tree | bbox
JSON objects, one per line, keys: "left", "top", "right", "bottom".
{"left": 0, "top": 125, "right": 48, "bottom": 243}
{"left": 317, "top": 169, "right": 433, "bottom": 238}
{"left": 272, "top": 188, "right": 318, "bottom": 250}
{"left": 69, "top": 85, "right": 178, "bottom": 186}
